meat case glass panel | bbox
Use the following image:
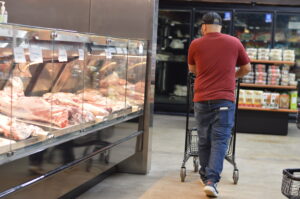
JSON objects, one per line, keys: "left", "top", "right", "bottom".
{"left": 194, "top": 11, "right": 232, "bottom": 38}
{"left": 49, "top": 31, "right": 92, "bottom": 137}
{"left": 127, "top": 40, "right": 146, "bottom": 111}
{"left": 83, "top": 35, "right": 112, "bottom": 123}
{"left": 89, "top": 37, "right": 129, "bottom": 120}
{"left": 234, "top": 12, "right": 273, "bottom": 48}
{"left": 0, "top": 24, "right": 14, "bottom": 155}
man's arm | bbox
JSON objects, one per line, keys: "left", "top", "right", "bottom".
{"left": 188, "top": 64, "right": 196, "bottom": 74}
{"left": 235, "top": 63, "right": 251, "bottom": 78}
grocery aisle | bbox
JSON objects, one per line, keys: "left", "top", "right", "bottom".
{"left": 79, "top": 115, "right": 300, "bottom": 199}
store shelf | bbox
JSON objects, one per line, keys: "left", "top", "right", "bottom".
{"left": 250, "top": 60, "right": 295, "bottom": 65}
{"left": 238, "top": 106, "right": 298, "bottom": 113}
{"left": 240, "top": 83, "right": 297, "bottom": 90}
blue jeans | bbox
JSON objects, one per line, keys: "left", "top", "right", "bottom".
{"left": 194, "top": 100, "right": 235, "bottom": 183}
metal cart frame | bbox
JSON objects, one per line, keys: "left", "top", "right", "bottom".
{"left": 180, "top": 73, "right": 240, "bottom": 184}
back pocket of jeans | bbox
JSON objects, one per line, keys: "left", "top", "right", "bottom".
{"left": 216, "top": 107, "right": 234, "bottom": 127}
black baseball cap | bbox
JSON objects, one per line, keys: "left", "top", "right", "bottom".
{"left": 200, "top": 12, "right": 222, "bottom": 26}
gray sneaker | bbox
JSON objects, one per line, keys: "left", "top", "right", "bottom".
{"left": 204, "top": 181, "right": 219, "bottom": 197}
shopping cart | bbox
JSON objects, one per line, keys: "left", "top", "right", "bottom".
{"left": 281, "top": 169, "right": 300, "bottom": 199}
{"left": 180, "top": 73, "right": 239, "bottom": 184}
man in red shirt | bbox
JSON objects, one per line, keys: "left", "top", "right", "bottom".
{"left": 188, "top": 12, "right": 251, "bottom": 197}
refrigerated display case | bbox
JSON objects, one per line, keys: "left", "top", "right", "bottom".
{"left": 0, "top": 23, "right": 149, "bottom": 198}
{"left": 234, "top": 12, "right": 273, "bottom": 48}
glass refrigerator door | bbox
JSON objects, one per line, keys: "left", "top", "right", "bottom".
{"left": 156, "top": 10, "right": 191, "bottom": 111}
{"left": 0, "top": 24, "right": 14, "bottom": 155}
{"left": 193, "top": 11, "right": 232, "bottom": 38}
{"left": 234, "top": 12, "right": 273, "bottom": 48}
{"left": 275, "top": 14, "right": 300, "bottom": 66}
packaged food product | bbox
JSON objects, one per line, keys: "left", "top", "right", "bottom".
{"left": 253, "top": 91, "right": 263, "bottom": 107}
{"left": 263, "top": 92, "right": 272, "bottom": 108}
{"left": 270, "top": 93, "right": 280, "bottom": 109}
{"left": 245, "top": 90, "right": 254, "bottom": 107}
{"left": 279, "top": 94, "right": 290, "bottom": 109}
{"left": 290, "top": 91, "right": 298, "bottom": 110}
{"left": 239, "top": 89, "right": 246, "bottom": 106}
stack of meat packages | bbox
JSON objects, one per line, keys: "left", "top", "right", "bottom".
{"left": 268, "top": 65, "right": 280, "bottom": 85}
{"left": 255, "top": 64, "right": 267, "bottom": 85}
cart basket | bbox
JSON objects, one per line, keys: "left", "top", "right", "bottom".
{"left": 282, "top": 168, "right": 300, "bottom": 199}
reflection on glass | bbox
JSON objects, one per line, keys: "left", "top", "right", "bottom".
{"left": 194, "top": 11, "right": 232, "bottom": 38}
{"left": 234, "top": 12, "right": 272, "bottom": 48}
{"left": 275, "top": 14, "right": 300, "bottom": 65}
{"left": 127, "top": 40, "right": 146, "bottom": 110}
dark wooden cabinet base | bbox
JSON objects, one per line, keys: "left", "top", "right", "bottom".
{"left": 237, "top": 110, "right": 289, "bottom": 135}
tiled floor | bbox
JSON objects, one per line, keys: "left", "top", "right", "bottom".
{"left": 78, "top": 114, "right": 300, "bottom": 199}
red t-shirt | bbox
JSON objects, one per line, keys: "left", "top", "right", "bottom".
{"left": 188, "top": 32, "right": 250, "bottom": 102}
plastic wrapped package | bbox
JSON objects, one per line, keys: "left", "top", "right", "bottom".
{"left": 289, "top": 80, "right": 298, "bottom": 86}
{"left": 258, "top": 48, "right": 270, "bottom": 60}
{"left": 246, "top": 48, "right": 258, "bottom": 60}
{"left": 283, "top": 49, "right": 295, "bottom": 62}
{"left": 279, "top": 94, "right": 290, "bottom": 109}
{"left": 255, "top": 64, "right": 266, "bottom": 72}
{"left": 269, "top": 49, "right": 282, "bottom": 61}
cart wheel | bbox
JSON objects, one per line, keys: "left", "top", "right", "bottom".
{"left": 180, "top": 167, "right": 186, "bottom": 182}
{"left": 193, "top": 157, "right": 199, "bottom": 172}
{"left": 233, "top": 169, "right": 239, "bottom": 184}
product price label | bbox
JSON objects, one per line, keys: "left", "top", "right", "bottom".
{"left": 105, "top": 48, "right": 112, "bottom": 59}
{"left": 13, "top": 47, "right": 26, "bottom": 63}
{"left": 78, "top": 49, "right": 85, "bottom": 61}
{"left": 123, "top": 48, "right": 128, "bottom": 54}
{"left": 116, "top": 47, "right": 123, "bottom": 54}
{"left": 29, "top": 47, "right": 43, "bottom": 63}
{"left": 58, "top": 49, "right": 68, "bottom": 62}
{"left": 139, "top": 43, "right": 144, "bottom": 54}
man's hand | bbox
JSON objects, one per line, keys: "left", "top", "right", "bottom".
{"left": 235, "top": 63, "right": 251, "bottom": 78}
{"left": 189, "top": 64, "right": 196, "bottom": 74}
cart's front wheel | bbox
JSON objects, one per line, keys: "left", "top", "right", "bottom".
{"left": 193, "top": 157, "right": 199, "bottom": 172}
{"left": 233, "top": 169, "right": 239, "bottom": 184}
{"left": 180, "top": 167, "right": 186, "bottom": 182}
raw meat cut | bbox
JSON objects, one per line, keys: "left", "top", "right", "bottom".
{"left": 0, "top": 114, "right": 48, "bottom": 140}
{"left": 0, "top": 96, "right": 69, "bottom": 128}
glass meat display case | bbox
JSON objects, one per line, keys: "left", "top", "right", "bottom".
{"left": 0, "top": 24, "right": 147, "bottom": 165}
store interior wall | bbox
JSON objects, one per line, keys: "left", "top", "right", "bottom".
{"left": 6, "top": 0, "right": 153, "bottom": 40}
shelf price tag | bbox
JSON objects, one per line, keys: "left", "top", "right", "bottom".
{"left": 78, "top": 49, "right": 85, "bottom": 61}
{"left": 29, "top": 47, "right": 43, "bottom": 63}
{"left": 105, "top": 48, "right": 112, "bottom": 59}
{"left": 58, "top": 48, "right": 68, "bottom": 62}
{"left": 139, "top": 43, "right": 144, "bottom": 54}
{"left": 13, "top": 47, "right": 26, "bottom": 63}
{"left": 123, "top": 47, "right": 128, "bottom": 55}
{"left": 116, "top": 47, "right": 123, "bottom": 54}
